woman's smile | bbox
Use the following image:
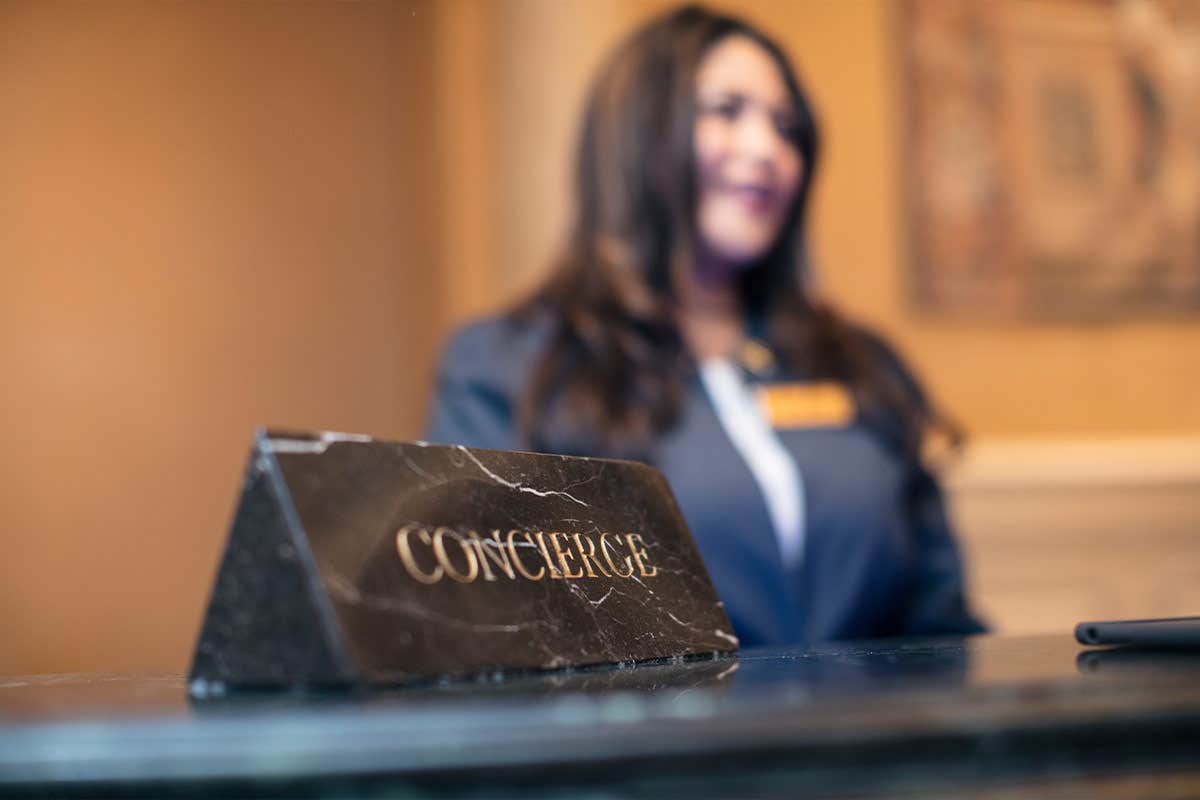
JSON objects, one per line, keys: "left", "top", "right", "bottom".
{"left": 693, "top": 34, "right": 804, "bottom": 266}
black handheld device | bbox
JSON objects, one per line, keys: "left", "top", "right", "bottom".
{"left": 1076, "top": 616, "right": 1200, "bottom": 648}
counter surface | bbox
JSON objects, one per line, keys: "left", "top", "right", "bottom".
{"left": 2, "top": 634, "right": 1199, "bottom": 797}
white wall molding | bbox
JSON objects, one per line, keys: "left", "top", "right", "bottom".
{"left": 946, "top": 435, "right": 1200, "bottom": 491}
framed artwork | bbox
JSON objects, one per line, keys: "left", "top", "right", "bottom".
{"left": 902, "top": 0, "right": 1200, "bottom": 318}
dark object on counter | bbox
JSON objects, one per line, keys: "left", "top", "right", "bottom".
{"left": 189, "top": 429, "right": 735, "bottom": 691}
{"left": 1076, "top": 616, "right": 1200, "bottom": 648}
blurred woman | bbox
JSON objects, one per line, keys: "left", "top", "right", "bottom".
{"left": 426, "top": 4, "right": 985, "bottom": 646}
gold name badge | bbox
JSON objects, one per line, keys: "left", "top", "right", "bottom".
{"left": 756, "top": 381, "right": 854, "bottom": 429}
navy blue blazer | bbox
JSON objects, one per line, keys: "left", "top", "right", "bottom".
{"left": 425, "top": 314, "right": 986, "bottom": 647}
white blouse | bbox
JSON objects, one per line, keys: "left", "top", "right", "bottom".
{"left": 697, "top": 358, "right": 806, "bottom": 568}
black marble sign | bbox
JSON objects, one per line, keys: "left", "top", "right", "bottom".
{"left": 189, "top": 430, "right": 737, "bottom": 689}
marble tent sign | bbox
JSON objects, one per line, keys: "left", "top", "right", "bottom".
{"left": 189, "top": 430, "right": 738, "bottom": 689}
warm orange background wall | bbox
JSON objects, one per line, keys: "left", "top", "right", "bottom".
{"left": 0, "top": 1, "right": 440, "bottom": 673}
{"left": 2, "top": 0, "right": 1197, "bottom": 675}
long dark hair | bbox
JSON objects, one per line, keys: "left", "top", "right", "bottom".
{"left": 514, "top": 4, "right": 960, "bottom": 466}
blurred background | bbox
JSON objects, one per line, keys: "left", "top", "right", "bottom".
{"left": 3, "top": 0, "right": 1199, "bottom": 675}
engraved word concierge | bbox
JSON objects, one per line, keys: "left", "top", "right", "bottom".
{"left": 395, "top": 525, "right": 658, "bottom": 585}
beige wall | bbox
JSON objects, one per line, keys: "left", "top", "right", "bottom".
{"left": 2, "top": 0, "right": 1197, "bottom": 674}
{"left": 0, "top": 0, "right": 440, "bottom": 673}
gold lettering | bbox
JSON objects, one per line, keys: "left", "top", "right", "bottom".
{"left": 505, "top": 529, "right": 545, "bottom": 580}
{"left": 467, "top": 529, "right": 516, "bottom": 581}
{"left": 400, "top": 526, "right": 654, "bottom": 584}
{"left": 433, "top": 527, "right": 479, "bottom": 583}
{"left": 600, "top": 531, "right": 634, "bottom": 578}
{"left": 549, "top": 532, "right": 585, "bottom": 579}
{"left": 572, "top": 533, "right": 610, "bottom": 578}
{"left": 626, "top": 532, "right": 657, "bottom": 577}
{"left": 396, "top": 525, "right": 443, "bottom": 584}
{"left": 533, "top": 532, "right": 564, "bottom": 579}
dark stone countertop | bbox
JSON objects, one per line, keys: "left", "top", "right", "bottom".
{"left": 2, "top": 634, "right": 1200, "bottom": 798}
